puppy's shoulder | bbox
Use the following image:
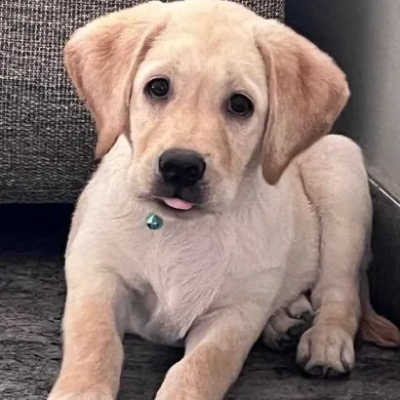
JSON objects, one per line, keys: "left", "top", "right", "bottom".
{"left": 67, "top": 136, "right": 135, "bottom": 249}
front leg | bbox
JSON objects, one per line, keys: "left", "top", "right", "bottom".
{"left": 48, "top": 272, "right": 127, "bottom": 400}
{"left": 156, "top": 305, "right": 267, "bottom": 400}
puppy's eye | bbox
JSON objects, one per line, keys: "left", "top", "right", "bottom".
{"left": 146, "top": 78, "right": 170, "bottom": 99}
{"left": 228, "top": 94, "right": 253, "bottom": 117}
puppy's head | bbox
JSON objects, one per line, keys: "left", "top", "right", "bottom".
{"left": 64, "top": 0, "right": 349, "bottom": 217}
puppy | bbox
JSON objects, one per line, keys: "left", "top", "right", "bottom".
{"left": 49, "top": 1, "right": 400, "bottom": 399}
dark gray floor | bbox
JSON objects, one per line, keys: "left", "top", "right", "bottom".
{"left": 1, "top": 205, "right": 400, "bottom": 400}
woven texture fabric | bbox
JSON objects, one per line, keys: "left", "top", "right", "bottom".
{"left": 0, "top": 0, "right": 284, "bottom": 203}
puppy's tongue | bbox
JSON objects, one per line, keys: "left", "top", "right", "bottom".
{"left": 163, "top": 198, "right": 194, "bottom": 210}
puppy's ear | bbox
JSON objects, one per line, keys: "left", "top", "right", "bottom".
{"left": 64, "top": 1, "right": 168, "bottom": 158}
{"left": 256, "top": 21, "right": 350, "bottom": 184}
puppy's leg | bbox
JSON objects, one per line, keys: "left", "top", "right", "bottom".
{"left": 296, "top": 135, "right": 370, "bottom": 377}
{"left": 48, "top": 272, "right": 127, "bottom": 400}
{"left": 156, "top": 305, "right": 266, "bottom": 400}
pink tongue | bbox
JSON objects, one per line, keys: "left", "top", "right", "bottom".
{"left": 163, "top": 198, "right": 194, "bottom": 210}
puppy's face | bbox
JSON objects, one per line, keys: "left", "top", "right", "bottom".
{"left": 64, "top": 0, "right": 350, "bottom": 218}
{"left": 128, "top": 24, "right": 268, "bottom": 215}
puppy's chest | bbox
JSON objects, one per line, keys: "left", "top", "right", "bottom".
{"left": 126, "top": 217, "right": 281, "bottom": 345}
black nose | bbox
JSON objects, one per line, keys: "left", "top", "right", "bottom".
{"left": 159, "top": 149, "right": 206, "bottom": 187}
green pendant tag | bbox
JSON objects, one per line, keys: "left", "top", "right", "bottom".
{"left": 146, "top": 213, "right": 164, "bottom": 230}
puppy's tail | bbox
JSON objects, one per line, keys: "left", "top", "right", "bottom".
{"left": 359, "top": 270, "right": 400, "bottom": 347}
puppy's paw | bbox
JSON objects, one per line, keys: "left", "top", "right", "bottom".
{"left": 263, "top": 294, "right": 314, "bottom": 351}
{"left": 48, "top": 389, "right": 113, "bottom": 400}
{"left": 48, "top": 396, "right": 112, "bottom": 400}
{"left": 296, "top": 325, "right": 355, "bottom": 377}
{"left": 155, "top": 362, "right": 203, "bottom": 400}
{"left": 155, "top": 389, "right": 198, "bottom": 400}
{"left": 156, "top": 383, "right": 201, "bottom": 400}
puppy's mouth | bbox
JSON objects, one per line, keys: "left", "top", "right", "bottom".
{"left": 161, "top": 197, "right": 194, "bottom": 211}
{"left": 152, "top": 195, "right": 205, "bottom": 218}
{"left": 143, "top": 179, "right": 209, "bottom": 215}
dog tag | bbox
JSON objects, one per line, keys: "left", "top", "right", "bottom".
{"left": 146, "top": 213, "right": 164, "bottom": 230}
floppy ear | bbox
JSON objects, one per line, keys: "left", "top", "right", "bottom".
{"left": 256, "top": 20, "right": 350, "bottom": 185}
{"left": 64, "top": 1, "right": 168, "bottom": 158}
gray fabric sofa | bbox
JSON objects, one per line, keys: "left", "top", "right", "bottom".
{"left": 0, "top": 0, "right": 284, "bottom": 203}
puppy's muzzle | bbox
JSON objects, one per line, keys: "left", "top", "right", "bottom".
{"left": 159, "top": 149, "right": 206, "bottom": 187}
{"left": 148, "top": 149, "right": 209, "bottom": 211}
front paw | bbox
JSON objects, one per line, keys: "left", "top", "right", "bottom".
{"left": 156, "top": 380, "right": 202, "bottom": 400}
{"left": 155, "top": 363, "right": 203, "bottom": 400}
{"left": 48, "top": 388, "right": 114, "bottom": 400}
{"left": 296, "top": 325, "right": 355, "bottom": 377}
{"left": 156, "top": 386, "right": 202, "bottom": 400}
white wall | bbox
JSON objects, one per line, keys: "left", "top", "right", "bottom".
{"left": 286, "top": 0, "right": 400, "bottom": 199}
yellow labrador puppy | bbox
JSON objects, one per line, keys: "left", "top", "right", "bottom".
{"left": 49, "top": 0, "right": 399, "bottom": 399}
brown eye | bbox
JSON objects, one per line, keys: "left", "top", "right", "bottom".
{"left": 228, "top": 94, "right": 253, "bottom": 117}
{"left": 146, "top": 78, "right": 170, "bottom": 99}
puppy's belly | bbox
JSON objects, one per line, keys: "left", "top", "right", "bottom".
{"left": 128, "top": 308, "right": 186, "bottom": 346}
{"left": 270, "top": 209, "right": 321, "bottom": 311}
{"left": 126, "top": 262, "right": 318, "bottom": 346}
{"left": 272, "top": 259, "right": 319, "bottom": 312}
{"left": 125, "top": 267, "right": 223, "bottom": 346}
{"left": 126, "top": 285, "right": 193, "bottom": 346}
{"left": 125, "top": 250, "right": 319, "bottom": 346}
